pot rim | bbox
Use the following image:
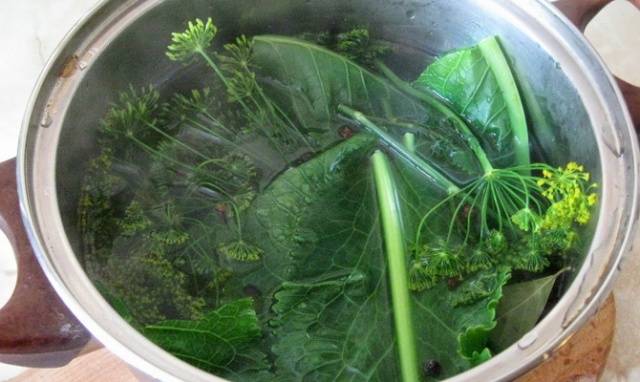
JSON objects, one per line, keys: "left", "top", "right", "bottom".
{"left": 16, "top": 0, "right": 640, "bottom": 381}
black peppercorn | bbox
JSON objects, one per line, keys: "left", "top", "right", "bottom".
{"left": 422, "top": 359, "right": 442, "bottom": 378}
{"left": 338, "top": 125, "right": 354, "bottom": 139}
{"left": 243, "top": 284, "right": 262, "bottom": 298}
{"left": 447, "top": 277, "right": 461, "bottom": 290}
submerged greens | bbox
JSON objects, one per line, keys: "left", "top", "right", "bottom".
{"left": 489, "top": 270, "right": 565, "bottom": 351}
{"left": 252, "top": 35, "right": 481, "bottom": 183}
{"left": 78, "top": 18, "right": 599, "bottom": 382}
{"left": 145, "top": 298, "right": 269, "bottom": 377}
{"left": 413, "top": 268, "right": 510, "bottom": 377}
{"left": 415, "top": 36, "right": 530, "bottom": 169}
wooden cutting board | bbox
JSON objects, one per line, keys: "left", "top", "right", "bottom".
{"left": 10, "top": 295, "right": 615, "bottom": 382}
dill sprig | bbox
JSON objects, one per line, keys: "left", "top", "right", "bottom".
{"left": 95, "top": 71, "right": 265, "bottom": 266}
{"left": 218, "top": 240, "right": 264, "bottom": 262}
{"left": 218, "top": 35, "right": 258, "bottom": 102}
{"left": 338, "top": 107, "right": 598, "bottom": 290}
{"left": 335, "top": 28, "right": 391, "bottom": 68}
{"left": 300, "top": 27, "right": 391, "bottom": 69}
{"left": 167, "top": 18, "right": 217, "bottom": 63}
{"left": 101, "top": 86, "right": 167, "bottom": 147}
{"left": 167, "top": 18, "right": 315, "bottom": 152}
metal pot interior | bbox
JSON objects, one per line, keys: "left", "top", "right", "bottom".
{"left": 22, "top": 0, "right": 636, "bottom": 380}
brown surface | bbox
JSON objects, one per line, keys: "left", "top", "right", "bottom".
{"left": 619, "top": 78, "right": 640, "bottom": 128}
{"left": 553, "top": 0, "right": 640, "bottom": 32}
{"left": 10, "top": 348, "right": 137, "bottom": 382}
{"left": 0, "top": 159, "right": 90, "bottom": 367}
{"left": 517, "top": 295, "right": 616, "bottom": 382}
{"left": 554, "top": 0, "right": 615, "bottom": 31}
{"left": 10, "top": 296, "right": 615, "bottom": 382}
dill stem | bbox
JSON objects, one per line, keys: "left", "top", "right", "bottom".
{"left": 197, "top": 49, "right": 255, "bottom": 118}
{"left": 128, "top": 135, "right": 192, "bottom": 173}
{"left": 371, "top": 150, "right": 419, "bottom": 382}
{"left": 198, "top": 111, "right": 237, "bottom": 137}
{"left": 196, "top": 48, "right": 320, "bottom": 189}
{"left": 197, "top": 48, "right": 312, "bottom": 158}
{"left": 143, "top": 121, "right": 209, "bottom": 161}
{"left": 128, "top": 133, "right": 243, "bottom": 226}
{"left": 131, "top": 128, "right": 245, "bottom": 188}
{"left": 181, "top": 118, "right": 261, "bottom": 161}
{"left": 196, "top": 49, "right": 281, "bottom": 149}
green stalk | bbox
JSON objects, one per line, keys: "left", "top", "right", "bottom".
{"left": 131, "top": 127, "right": 246, "bottom": 189}
{"left": 403, "top": 133, "right": 416, "bottom": 153}
{"left": 375, "top": 61, "right": 494, "bottom": 174}
{"left": 338, "top": 104, "right": 460, "bottom": 195}
{"left": 371, "top": 150, "right": 419, "bottom": 382}
{"left": 478, "top": 37, "right": 530, "bottom": 172}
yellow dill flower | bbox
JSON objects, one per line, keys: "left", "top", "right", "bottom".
{"left": 566, "top": 162, "right": 584, "bottom": 172}
{"left": 536, "top": 162, "right": 598, "bottom": 229}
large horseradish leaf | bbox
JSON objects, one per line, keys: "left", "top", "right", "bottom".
{"left": 414, "top": 36, "right": 530, "bottom": 169}
{"left": 237, "top": 134, "right": 401, "bottom": 379}
{"left": 239, "top": 134, "right": 379, "bottom": 290}
{"left": 252, "top": 35, "right": 481, "bottom": 182}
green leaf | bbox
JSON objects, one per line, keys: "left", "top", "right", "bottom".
{"left": 414, "top": 36, "right": 530, "bottom": 169}
{"left": 253, "top": 35, "right": 421, "bottom": 133}
{"left": 270, "top": 271, "right": 400, "bottom": 381}
{"left": 251, "top": 35, "right": 481, "bottom": 181}
{"left": 251, "top": 139, "right": 510, "bottom": 381}
{"left": 412, "top": 268, "right": 511, "bottom": 380}
{"left": 144, "top": 298, "right": 269, "bottom": 377}
{"left": 239, "top": 134, "right": 379, "bottom": 292}
{"left": 237, "top": 134, "right": 401, "bottom": 379}
{"left": 489, "top": 272, "right": 562, "bottom": 351}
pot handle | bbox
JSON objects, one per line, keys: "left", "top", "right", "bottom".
{"left": 0, "top": 158, "right": 91, "bottom": 367}
{"left": 554, "top": 0, "right": 640, "bottom": 127}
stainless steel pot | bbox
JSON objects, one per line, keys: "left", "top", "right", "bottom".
{"left": 1, "top": 0, "right": 639, "bottom": 381}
